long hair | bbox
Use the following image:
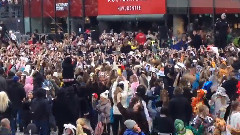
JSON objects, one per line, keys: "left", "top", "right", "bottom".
{"left": 76, "top": 118, "right": 86, "bottom": 135}
{"left": 0, "top": 91, "right": 10, "bottom": 112}
{"left": 114, "top": 87, "right": 123, "bottom": 103}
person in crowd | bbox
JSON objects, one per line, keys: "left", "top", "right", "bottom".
{"left": 191, "top": 30, "right": 202, "bottom": 50}
{"left": 96, "top": 90, "right": 111, "bottom": 135}
{"left": 0, "top": 118, "right": 11, "bottom": 135}
{"left": 30, "top": 89, "right": 50, "bottom": 135}
{"left": 0, "top": 91, "right": 13, "bottom": 131}
{"left": 111, "top": 75, "right": 129, "bottom": 135}
{"left": 227, "top": 101, "right": 240, "bottom": 134}
{"left": 152, "top": 107, "right": 174, "bottom": 134}
{"left": 0, "top": 67, "right": 7, "bottom": 91}
{"left": 123, "top": 119, "right": 145, "bottom": 135}
{"left": 6, "top": 75, "right": 25, "bottom": 133}
{"left": 76, "top": 118, "right": 92, "bottom": 135}
{"left": 190, "top": 105, "right": 214, "bottom": 134}
{"left": 22, "top": 91, "right": 33, "bottom": 130}
{"left": 117, "top": 94, "right": 149, "bottom": 135}
{"left": 168, "top": 87, "right": 192, "bottom": 124}
{"left": 0, "top": 29, "right": 239, "bottom": 135}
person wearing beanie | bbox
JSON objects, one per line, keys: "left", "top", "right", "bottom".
{"left": 123, "top": 119, "right": 145, "bottom": 135}
{"left": 96, "top": 90, "right": 111, "bottom": 134}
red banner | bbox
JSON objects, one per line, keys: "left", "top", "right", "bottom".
{"left": 98, "top": 0, "right": 166, "bottom": 15}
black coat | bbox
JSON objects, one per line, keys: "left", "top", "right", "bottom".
{"left": 53, "top": 87, "right": 80, "bottom": 134}
{"left": 62, "top": 57, "right": 75, "bottom": 79}
{"left": 6, "top": 81, "right": 26, "bottom": 109}
{"left": 0, "top": 102, "right": 13, "bottom": 120}
{"left": 152, "top": 116, "right": 174, "bottom": 134}
{"left": 31, "top": 98, "right": 50, "bottom": 121}
{"left": 121, "top": 45, "right": 131, "bottom": 54}
{"left": 222, "top": 78, "right": 238, "bottom": 101}
{"left": 168, "top": 95, "right": 192, "bottom": 124}
{"left": 0, "top": 75, "right": 7, "bottom": 91}
{"left": 191, "top": 34, "right": 202, "bottom": 50}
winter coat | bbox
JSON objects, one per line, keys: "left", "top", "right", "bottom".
{"left": 0, "top": 102, "right": 13, "bottom": 120}
{"left": 6, "top": 80, "right": 26, "bottom": 110}
{"left": 168, "top": 95, "right": 192, "bottom": 124}
{"left": 0, "top": 75, "right": 7, "bottom": 91}
{"left": 117, "top": 102, "right": 149, "bottom": 134}
{"left": 152, "top": 115, "right": 174, "bottom": 134}
{"left": 123, "top": 129, "right": 145, "bottom": 135}
{"left": 62, "top": 57, "right": 75, "bottom": 79}
{"left": 31, "top": 97, "right": 50, "bottom": 121}
{"left": 96, "top": 99, "right": 111, "bottom": 124}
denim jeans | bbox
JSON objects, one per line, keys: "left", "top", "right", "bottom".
{"left": 34, "top": 120, "right": 49, "bottom": 135}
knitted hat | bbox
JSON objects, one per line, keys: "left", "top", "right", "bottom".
{"left": 174, "top": 119, "right": 185, "bottom": 134}
{"left": 124, "top": 119, "right": 137, "bottom": 129}
{"left": 100, "top": 90, "right": 109, "bottom": 99}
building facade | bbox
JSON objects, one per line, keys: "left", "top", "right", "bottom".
{"left": 1, "top": 0, "right": 240, "bottom": 35}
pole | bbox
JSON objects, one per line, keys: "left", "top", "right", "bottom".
{"left": 213, "top": 0, "right": 216, "bottom": 42}
{"left": 29, "top": 0, "right": 32, "bottom": 33}
{"left": 68, "top": 0, "right": 71, "bottom": 34}
{"left": 41, "top": 0, "right": 44, "bottom": 33}
{"left": 54, "top": 0, "right": 57, "bottom": 33}
{"left": 164, "top": 0, "right": 167, "bottom": 27}
{"left": 82, "top": 0, "right": 86, "bottom": 32}
{"left": 22, "top": 0, "right": 25, "bottom": 34}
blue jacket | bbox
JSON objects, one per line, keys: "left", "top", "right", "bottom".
{"left": 123, "top": 129, "right": 145, "bottom": 135}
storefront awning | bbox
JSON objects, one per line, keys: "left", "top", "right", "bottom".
{"left": 97, "top": 14, "right": 165, "bottom": 22}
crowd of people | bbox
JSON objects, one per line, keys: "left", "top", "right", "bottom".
{"left": 0, "top": 26, "right": 239, "bottom": 135}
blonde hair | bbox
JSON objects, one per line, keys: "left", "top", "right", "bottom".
{"left": 0, "top": 91, "right": 10, "bottom": 113}
{"left": 114, "top": 87, "right": 123, "bottom": 103}
{"left": 76, "top": 118, "right": 87, "bottom": 135}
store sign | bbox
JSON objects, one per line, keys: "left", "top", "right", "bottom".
{"left": 98, "top": 0, "right": 166, "bottom": 15}
{"left": 56, "top": 3, "right": 68, "bottom": 11}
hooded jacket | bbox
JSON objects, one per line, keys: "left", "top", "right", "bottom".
{"left": 96, "top": 99, "right": 111, "bottom": 123}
